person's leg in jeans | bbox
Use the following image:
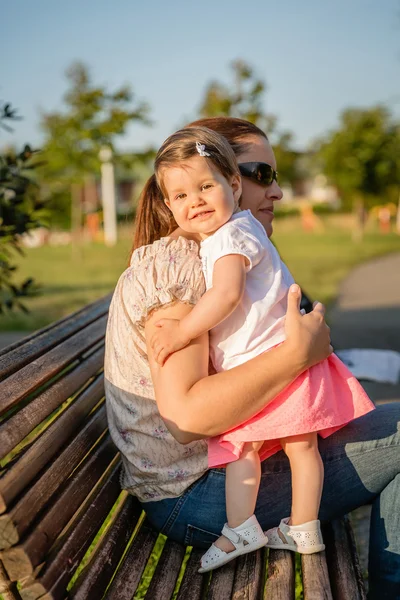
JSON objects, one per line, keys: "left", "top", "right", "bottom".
{"left": 143, "top": 403, "right": 400, "bottom": 598}
{"left": 256, "top": 403, "right": 400, "bottom": 599}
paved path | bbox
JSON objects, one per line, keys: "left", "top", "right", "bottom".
{"left": 329, "top": 252, "right": 400, "bottom": 584}
{"left": 0, "top": 331, "right": 31, "bottom": 351}
{"left": 329, "top": 252, "right": 400, "bottom": 403}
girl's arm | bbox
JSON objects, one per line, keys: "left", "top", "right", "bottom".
{"left": 151, "top": 254, "right": 246, "bottom": 365}
{"left": 145, "top": 284, "right": 332, "bottom": 444}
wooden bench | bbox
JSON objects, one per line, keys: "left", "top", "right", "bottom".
{"left": 0, "top": 296, "right": 367, "bottom": 600}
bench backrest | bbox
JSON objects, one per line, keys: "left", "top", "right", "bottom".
{"left": 0, "top": 296, "right": 145, "bottom": 600}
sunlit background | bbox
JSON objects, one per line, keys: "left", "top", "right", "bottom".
{"left": 1, "top": 0, "right": 400, "bottom": 331}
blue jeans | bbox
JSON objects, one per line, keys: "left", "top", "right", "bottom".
{"left": 142, "top": 403, "right": 400, "bottom": 599}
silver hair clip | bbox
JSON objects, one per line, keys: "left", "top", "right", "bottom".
{"left": 196, "top": 141, "right": 210, "bottom": 157}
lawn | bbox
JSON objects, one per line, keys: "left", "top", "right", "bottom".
{"left": 1, "top": 215, "right": 399, "bottom": 332}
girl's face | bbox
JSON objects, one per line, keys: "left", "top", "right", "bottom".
{"left": 236, "top": 135, "right": 283, "bottom": 238}
{"left": 162, "top": 155, "right": 241, "bottom": 240}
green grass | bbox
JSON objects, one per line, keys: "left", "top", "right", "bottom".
{"left": 1, "top": 216, "right": 399, "bottom": 332}
{"left": 273, "top": 216, "right": 400, "bottom": 310}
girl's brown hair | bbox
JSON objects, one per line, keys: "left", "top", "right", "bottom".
{"left": 132, "top": 118, "right": 268, "bottom": 253}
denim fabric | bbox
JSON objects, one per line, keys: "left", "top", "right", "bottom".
{"left": 142, "top": 403, "right": 400, "bottom": 599}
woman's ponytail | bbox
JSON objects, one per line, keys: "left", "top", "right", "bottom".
{"left": 131, "top": 174, "right": 177, "bottom": 258}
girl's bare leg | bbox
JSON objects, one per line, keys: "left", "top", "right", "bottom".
{"left": 281, "top": 432, "right": 324, "bottom": 525}
{"left": 215, "top": 441, "right": 264, "bottom": 552}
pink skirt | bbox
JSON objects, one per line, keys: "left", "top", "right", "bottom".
{"left": 208, "top": 353, "right": 375, "bottom": 468}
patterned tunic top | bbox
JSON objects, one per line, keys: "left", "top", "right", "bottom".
{"left": 104, "top": 236, "right": 208, "bottom": 502}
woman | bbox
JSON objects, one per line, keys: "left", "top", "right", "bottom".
{"left": 105, "top": 117, "right": 400, "bottom": 598}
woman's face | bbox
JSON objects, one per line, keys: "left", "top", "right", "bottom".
{"left": 236, "top": 135, "right": 283, "bottom": 237}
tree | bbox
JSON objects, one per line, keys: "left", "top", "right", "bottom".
{"left": 0, "top": 103, "right": 47, "bottom": 312}
{"left": 198, "top": 60, "right": 276, "bottom": 134}
{"left": 197, "top": 60, "right": 300, "bottom": 185}
{"left": 39, "top": 62, "right": 151, "bottom": 226}
{"left": 315, "top": 106, "right": 400, "bottom": 212}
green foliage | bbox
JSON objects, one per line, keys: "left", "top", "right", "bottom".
{"left": 198, "top": 59, "right": 276, "bottom": 133}
{"left": 198, "top": 60, "right": 300, "bottom": 185}
{"left": 315, "top": 105, "right": 400, "bottom": 210}
{"left": 38, "top": 62, "right": 152, "bottom": 225}
{"left": 0, "top": 103, "right": 48, "bottom": 313}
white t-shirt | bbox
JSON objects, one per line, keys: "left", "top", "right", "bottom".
{"left": 200, "top": 210, "right": 295, "bottom": 372}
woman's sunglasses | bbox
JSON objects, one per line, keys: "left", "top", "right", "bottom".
{"left": 238, "top": 162, "right": 278, "bottom": 186}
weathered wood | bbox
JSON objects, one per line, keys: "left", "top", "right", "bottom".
{"left": 207, "top": 561, "right": 236, "bottom": 599}
{"left": 20, "top": 462, "right": 122, "bottom": 600}
{"left": 104, "top": 520, "right": 159, "bottom": 600}
{"left": 324, "top": 518, "right": 366, "bottom": 600}
{"left": 302, "top": 552, "right": 333, "bottom": 600}
{"left": 232, "top": 549, "right": 264, "bottom": 600}
{"left": 70, "top": 495, "right": 141, "bottom": 600}
{"left": 0, "top": 372, "right": 104, "bottom": 512}
{"left": 1, "top": 435, "right": 118, "bottom": 581}
{"left": 176, "top": 548, "right": 205, "bottom": 600}
{"left": 0, "top": 559, "right": 23, "bottom": 600}
{"left": 145, "top": 537, "right": 186, "bottom": 600}
{"left": 342, "top": 516, "right": 367, "bottom": 599}
{"left": 264, "top": 549, "right": 295, "bottom": 600}
{"left": 0, "top": 405, "right": 107, "bottom": 549}
{"left": 0, "top": 346, "right": 104, "bottom": 463}
{"left": 0, "top": 316, "right": 107, "bottom": 416}
{"left": 0, "top": 295, "right": 110, "bottom": 379}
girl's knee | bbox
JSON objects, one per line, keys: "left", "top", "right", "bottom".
{"left": 242, "top": 441, "right": 263, "bottom": 455}
{"left": 281, "top": 433, "right": 319, "bottom": 456}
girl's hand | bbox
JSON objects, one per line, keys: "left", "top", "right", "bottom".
{"left": 285, "top": 284, "right": 333, "bottom": 371}
{"left": 150, "top": 318, "right": 191, "bottom": 366}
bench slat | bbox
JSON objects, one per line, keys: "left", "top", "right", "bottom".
{"left": 0, "top": 347, "right": 104, "bottom": 463}
{"left": 0, "top": 373, "right": 104, "bottom": 512}
{"left": 0, "top": 560, "right": 23, "bottom": 600}
{"left": 302, "top": 552, "right": 333, "bottom": 600}
{"left": 19, "top": 461, "right": 121, "bottom": 600}
{"left": 145, "top": 538, "right": 186, "bottom": 600}
{"left": 207, "top": 562, "right": 236, "bottom": 599}
{"left": 264, "top": 550, "right": 295, "bottom": 599}
{"left": 176, "top": 548, "right": 205, "bottom": 600}
{"left": 232, "top": 549, "right": 264, "bottom": 600}
{"left": 0, "top": 317, "right": 107, "bottom": 417}
{"left": 0, "top": 295, "right": 110, "bottom": 380}
{"left": 70, "top": 494, "right": 141, "bottom": 600}
{"left": 1, "top": 435, "right": 118, "bottom": 581}
{"left": 104, "top": 520, "right": 159, "bottom": 600}
{"left": 324, "top": 518, "right": 366, "bottom": 600}
{"left": 0, "top": 405, "right": 107, "bottom": 550}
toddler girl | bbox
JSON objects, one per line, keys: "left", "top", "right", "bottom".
{"left": 150, "top": 126, "right": 375, "bottom": 572}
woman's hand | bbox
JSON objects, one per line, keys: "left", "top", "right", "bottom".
{"left": 285, "top": 284, "right": 333, "bottom": 371}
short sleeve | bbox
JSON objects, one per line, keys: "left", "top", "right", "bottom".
{"left": 121, "top": 237, "right": 205, "bottom": 327}
{"left": 205, "top": 219, "right": 264, "bottom": 272}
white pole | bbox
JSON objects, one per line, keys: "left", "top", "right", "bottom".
{"left": 396, "top": 191, "right": 400, "bottom": 235}
{"left": 99, "top": 146, "right": 117, "bottom": 246}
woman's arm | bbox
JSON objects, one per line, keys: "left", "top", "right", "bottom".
{"left": 151, "top": 254, "right": 246, "bottom": 365}
{"left": 145, "top": 284, "right": 332, "bottom": 444}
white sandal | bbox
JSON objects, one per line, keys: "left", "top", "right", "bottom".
{"left": 198, "top": 515, "right": 268, "bottom": 573}
{"left": 266, "top": 517, "right": 325, "bottom": 554}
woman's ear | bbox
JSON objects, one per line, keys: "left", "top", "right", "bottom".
{"left": 164, "top": 198, "right": 171, "bottom": 211}
{"left": 231, "top": 173, "right": 242, "bottom": 204}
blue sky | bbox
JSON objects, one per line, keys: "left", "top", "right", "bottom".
{"left": 2, "top": 0, "right": 399, "bottom": 152}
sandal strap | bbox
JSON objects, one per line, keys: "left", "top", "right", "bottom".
{"left": 221, "top": 524, "right": 243, "bottom": 546}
